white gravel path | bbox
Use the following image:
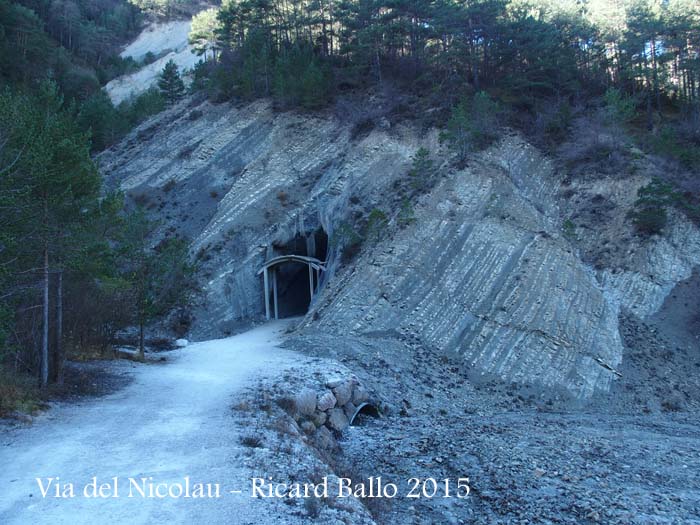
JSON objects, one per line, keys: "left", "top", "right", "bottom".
{"left": 0, "top": 321, "right": 305, "bottom": 524}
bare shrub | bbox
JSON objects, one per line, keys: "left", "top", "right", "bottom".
{"left": 678, "top": 107, "right": 700, "bottom": 144}
{"left": 232, "top": 400, "right": 251, "bottom": 412}
{"left": 275, "top": 395, "right": 296, "bottom": 415}
{"left": 240, "top": 434, "right": 263, "bottom": 448}
{"left": 304, "top": 497, "right": 322, "bottom": 519}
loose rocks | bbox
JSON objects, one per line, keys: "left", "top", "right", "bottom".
{"left": 317, "top": 391, "right": 337, "bottom": 411}
{"left": 296, "top": 388, "right": 317, "bottom": 416}
{"left": 328, "top": 408, "right": 350, "bottom": 432}
{"left": 292, "top": 377, "right": 376, "bottom": 439}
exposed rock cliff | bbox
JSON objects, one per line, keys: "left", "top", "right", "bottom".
{"left": 98, "top": 96, "right": 699, "bottom": 399}
{"left": 105, "top": 21, "right": 198, "bottom": 104}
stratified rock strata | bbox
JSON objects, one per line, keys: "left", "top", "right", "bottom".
{"left": 99, "top": 98, "right": 699, "bottom": 399}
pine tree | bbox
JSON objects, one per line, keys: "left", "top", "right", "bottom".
{"left": 408, "top": 148, "right": 436, "bottom": 192}
{"left": 0, "top": 82, "right": 100, "bottom": 387}
{"left": 119, "top": 210, "right": 195, "bottom": 360}
{"left": 189, "top": 8, "right": 221, "bottom": 61}
{"left": 440, "top": 100, "right": 471, "bottom": 164}
{"left": 158, "top": 59, "right": 186, "bottom": 106}
{"left": 440, "top": 92, "right": 500, "bottom": 164}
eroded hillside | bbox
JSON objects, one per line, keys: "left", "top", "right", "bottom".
{"left": 98, "top": 96, "right": 700, "bottom": 399}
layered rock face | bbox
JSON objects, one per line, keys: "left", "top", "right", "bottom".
{"left": 304, "top": 136, "right": 623, "bottom": 398}
{"left": 99, "top": 97, "right": 699, "bottom": 399}
{"left": 100, "top": 98, "right": 424, "bottom": 335}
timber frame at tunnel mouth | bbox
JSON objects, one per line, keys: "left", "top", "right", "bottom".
{"left": 258, "top": 255, "right": 326, "bottom": 320}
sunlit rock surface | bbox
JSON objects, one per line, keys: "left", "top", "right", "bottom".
{"left": 99, "top": 98, "right": 699, "bottom": 398}
{"left": 105, "top": 21, "right": 199, "bottom": 104}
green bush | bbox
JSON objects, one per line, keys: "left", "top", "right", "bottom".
{"left": 77, "top": 91, "right": 128, "bottom": 151}
{"left": 59, "top": 65, "right": 101, "bottom": 101}
{"left": 78, "top": 88, "right": 165, "bottom": 152}
{"left": 631, "top": 205, "right": 668, "bottom": 236}
{"left": 651, "top": 126, "right": 700, "bottom": 170}
{"left": 365, "top": 208, "right": 388, "bottom": 241}
{"left": 630, "top": 178, "right": 681, "bottom": 236}
{"left": 603, "top": 88, "right": 636, "bottom": 127}
{"left": 408, "top": 147, "right": 436, "bottom": 191}
{"left": 97, "top": 55, "right": 140, "bottom": 84}
{"left": 190, "top": 60, "right": 214, "bottom": 94}
{"left": 562, "top": 219, "right": 576, "bottom": 240}
{"left": 122, "top": 87, "right": 166, "bottom": 125}
{"left": 440, "top": 91, "right": 500, "bottom": 163}
{"left": 334, "top": 222, "right": 363, "bottom": 265}
{"left": 398, "top": 198, "right": 417, "bottom": 227}
{"left": 207, "top": 63, "right": 238, "bottom": 102}
{"left": 537, "top": 100, "right": 572, "bottom": 143}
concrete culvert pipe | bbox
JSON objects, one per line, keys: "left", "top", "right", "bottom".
{"left": 349, "top": 402, "right": 381, "bottom": 426}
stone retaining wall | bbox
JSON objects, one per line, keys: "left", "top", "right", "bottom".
{"left": 294, "top": 376, "right": 373, "bottom": 449}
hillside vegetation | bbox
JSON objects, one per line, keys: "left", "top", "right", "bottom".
{"left": 0, "top": 0, "right": 194, "bottom": 411}
{"left": 190, "top": 1, "right": 699, "bottom": 154}
{"left": 186, "top": 0, "right": 700, "bottom": 231}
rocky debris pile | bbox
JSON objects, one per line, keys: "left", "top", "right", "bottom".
{"left": 293, "top": 376, "right": 374, "bottom": 449}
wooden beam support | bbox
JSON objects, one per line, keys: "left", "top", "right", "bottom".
{"left": 263, "top": 267, "right": 270, "bottom": 320}
{"left": 308, "top": 264, "right": 314, "bottom": 303}
{"left": 272, "top": 267, "right": 279, "bottom": 320}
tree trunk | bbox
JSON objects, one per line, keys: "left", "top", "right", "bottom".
{"left": 642, "top": 51, "right": 653, "bottom": 131}
{"left": 138, "top": 320, "right": 145, "bottom": 361}
{"left": 320, "top": 0, "right": 328, "bottom": 56}
{"left": 328, "top": 0, "right": 334, "bottom": 55}
{"left": 41, "top": 245, "right": 49, "bottom": 388}
{"left": 651, "top": 37, "right": 660, "bottom": 111}
{"left": 55, "top": 270, "right": 64, "bottom": 385}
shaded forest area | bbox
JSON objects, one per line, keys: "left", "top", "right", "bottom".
{"left": 0, "top": 0, "right": 180, "bottom": 151}
{"left": 189, "top": 0, "right": 699, "bottom": 157}
{"left": 0, "top": 0, "right": 193, "bottom": 413}
{"left": 1, "top": 0, "right": 142, "bottom": 96}
{"left": 185, "top": 0, "right": 700, "bottom": 240}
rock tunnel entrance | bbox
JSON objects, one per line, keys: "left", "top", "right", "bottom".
{"left": 349, "top": 402, "right": 381, "bottom": 426}
{"left": 258, "top": 230, "right": 328, "bottom": 320}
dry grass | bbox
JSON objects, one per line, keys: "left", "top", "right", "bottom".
{"left": 276, "top": 191, "right": 289, "bottom": 205}
{"left": 240, "top": 434, "right": 264, "bottom": 448}
{"left": 275, "top": 395, "right": 296, "bottom": 415}
{"left": 0, "top": 368, "right": 46, "bottom": 417}
{"left": 232, "top": 400, "right": 252, "bottom": 412}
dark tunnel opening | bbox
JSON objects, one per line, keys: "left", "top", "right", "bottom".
{"left": 275, "top": 263, "right": 313, "bottom": 318}
{"left": 266, "top": 228, "right": 328, "bottom": 319}
{"left": 349, "top": 403, "right": 381, "bottom": 426}
{"left": 313, "top": 229, "right": 329, "bottom": 262}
